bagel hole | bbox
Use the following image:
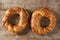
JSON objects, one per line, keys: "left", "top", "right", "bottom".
{"left": 41, "top": 17, "right": 50, "bottom": 28}
{"left": 6, "top": 14, "right": 20, "bottom": 25}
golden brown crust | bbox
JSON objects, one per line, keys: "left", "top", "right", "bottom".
{"left": 3, "top": 7, "right": 29, "bottom": 35}
{"left": 31, "top": 8, "right": 56, "bottom": 35}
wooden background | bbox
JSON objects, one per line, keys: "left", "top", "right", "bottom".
{"left": 0, "top": 0, "right": 60, "bottom": 40}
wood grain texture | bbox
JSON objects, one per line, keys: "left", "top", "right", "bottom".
{"left": 0, "top": 0, "right": 60, "bottom": 40}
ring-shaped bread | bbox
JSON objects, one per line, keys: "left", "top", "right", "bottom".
{"left": 31, "top": 8, "right": 56, "bottom": 35}
{"left": 3, "top": 7, "right": 29, "bottom": 35}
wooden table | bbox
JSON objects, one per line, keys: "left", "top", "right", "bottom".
{"left": 0, "top": 0, "right": 60, "bottom": 40}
